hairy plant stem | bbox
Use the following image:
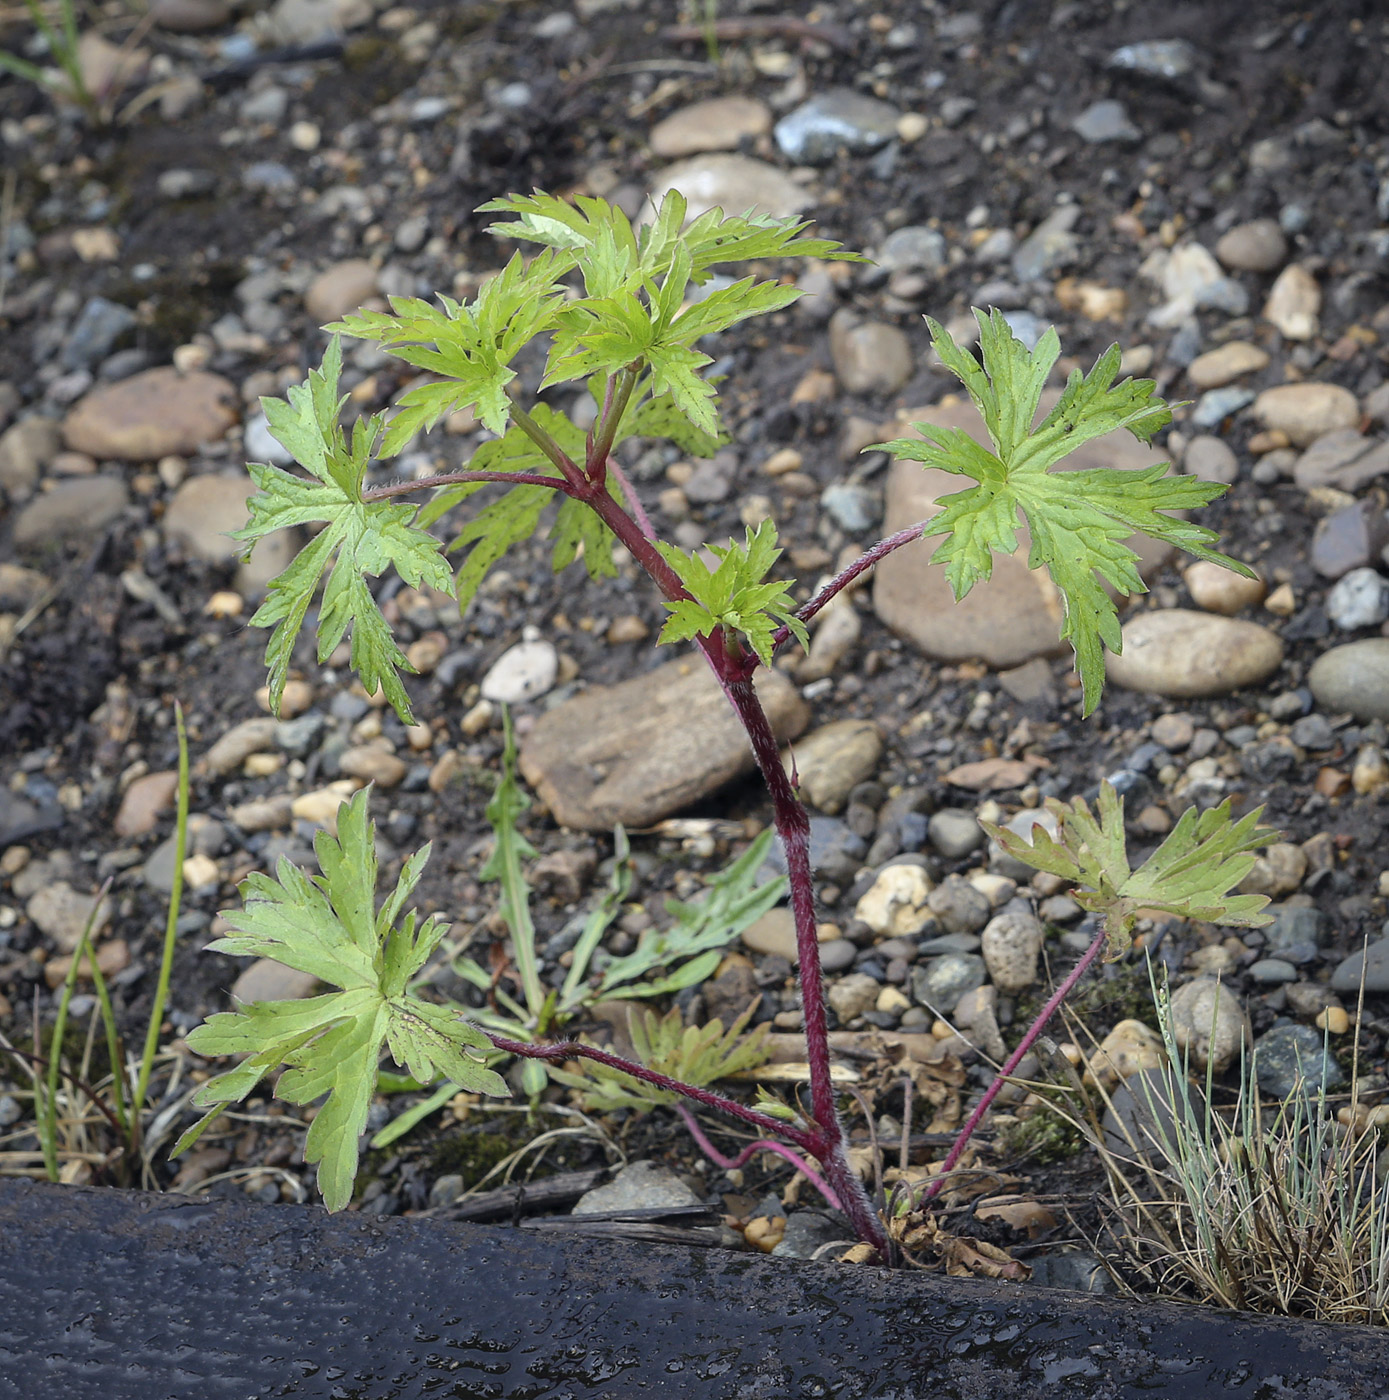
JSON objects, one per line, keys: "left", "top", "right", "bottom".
{"left": 922, "top": 920, "right": 1109, "bottom": 1199}
{"left": 485, "top": 1034, "right": 819, "bottom": 1152}
{"left": 363, "top": 468, "right": 566, "bottom": 502}
{"left": 766, "top": 521, "right": 933, "bottom": 660}
{"left": 674, "top": 1103, "right": 842, "bottom": 1211}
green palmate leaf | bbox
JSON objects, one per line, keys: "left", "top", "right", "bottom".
{"left": 985, "top": 781, "right": 1277, "bottom": 961}
{"left": 173, "top": 787, "right": 505, "bottom": 1211}
{"left": 235, "top": 337, "right": 454, "bottom": 722}
{"left": 327, "top": 251, "right": 569, "bottom": 441}
{"left": 876, "top": 309, "right": 1250, "bottom": 714}
{"left": 655, "top": 521, "right": 808, "bottom": 666}
{"left": 549, "top": 1001, "right": 771, "bottom": 1113}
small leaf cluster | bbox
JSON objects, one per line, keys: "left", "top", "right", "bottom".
{"left": 986, "top": 781, "right": 1276, "bottom": 961}
{"left": 656, "top": 521, "right": 809, "bottom": 666}
{"left": 550, "top": 1001, "right": 771, "bottom": 1114}
{"left": 174, "top": 788, "right": 504, "bottom": 1211}
{"left": 877, "top": 310, "right": 1251, "bottom": 714}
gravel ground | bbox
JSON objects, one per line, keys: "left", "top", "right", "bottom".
{"left": 2, "top": 0, "right": 1389, "bottom": 1289}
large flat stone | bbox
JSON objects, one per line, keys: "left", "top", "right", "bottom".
{"left": 519, "top": 656, "right": 809, "bottom": 831}
{"left": 873, "top": 395, "right": 1174, "bottom": 668}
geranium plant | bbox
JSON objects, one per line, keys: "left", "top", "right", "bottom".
{"left": 175, "top": 190, "right": 1272, "bottom": 1256}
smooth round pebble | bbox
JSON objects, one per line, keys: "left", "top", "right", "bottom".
{"left": 1308, "top": 640, "right": 1389, "bottom": 720}
{"left": 1214, "top": 219, "right": 1287, "bottom": 273}
{"left": 1182, "top": 560, "right": 1265, "bottom": 615}
{"left": 1106, "top": 610, "right": 1283, "bottom": 698}
{"left": 480, "top": 640, "right": 559, "bottom": 704}
{"left": 1251, "top": 383, "right": 1359, "bottom": 447}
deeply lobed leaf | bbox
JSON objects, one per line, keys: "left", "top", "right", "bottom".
{"left": 877, "top": 309, "right": 1251, "bottom": 714}
{"left": 235, "top": 338, "right": 454, "bottom": 722}
{"left": 174, "top": 787, "right": 505, "bottom": 1210}
{"left": 985, "top": 781, "right": 1277, "bottom": 960}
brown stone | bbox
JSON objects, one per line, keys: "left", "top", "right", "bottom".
{"left": 519, "top": 656, "right": 809, "bottom": 831}
{"left": 62, "top": 369, "right": 238, "bottom": 461}
{"left": 114, "top": 770, "right": 180, "bottom": 838}
{"left": 873, "top": 395, "right": 1173, "bottom": 668}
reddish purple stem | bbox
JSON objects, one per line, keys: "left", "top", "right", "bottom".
{"left": 674, "top": 1103, "right": 842, "bottom": 1211}
{"left": 922, "top": 921, "right": 1109, "bottom": 1199}
{"left": 484, "top": 1032, "right": 821, "bottom": 1154}
{"left": 769, "top": 520, "right": 932, "bottom": 656}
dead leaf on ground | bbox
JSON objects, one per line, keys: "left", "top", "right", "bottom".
{"left": 939, "top": 1233, "right": 1031, "bottom": 1281}
{"left": 975, "top": 1194, "right": 1058, "bottom": 1239}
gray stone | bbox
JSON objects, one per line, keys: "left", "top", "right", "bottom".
{"left": 1107, "top": 39, "right": 1197, "bottom": 83}
{"left": 1310, "top": 501, "right": 1389, "bottom": 580}
{"left": 1327, "top": 568, "right": 1389, "bottom": 630}
{"left": 521, "top": 657, "right": 808, "bottom": 831}
{"left": 1309, "top": 641, "right": 1389, "bottom": 721}
{"left": 1189, "top": 387, "right": 1256, "bottom": 430}
{"left": 1001, "top": 311, "right": 1049, "bottom": 350}
{"left": 682, "top": 451, "right": 736, "bottom": 504}
{"left": 773, "top": 89, "right": 901, "bottom": 164}
{"left": 1029, "top": 1249, "right": 1114, "bottom": 1293}
{"left": 820, "top": 482, "right": 881, "bottom": 533}
{"left": 1215, "top": 219, "right": 1288, "bottom": 274}
{"left": 230, "top": 957, "right": 319, "bottom": 1003}
{"left": 759, "top": 816, "right": 866, "bottom": 887}
{"left": 1254, "top": 1023, "right": 1343, "bottom": 1100}
{"left": 928, "top": 809, "right": 984, "bottom": 858}
{"left": 980, "top": 908, "right": 1044, "bottom": 992}
{"left": 828, "top": 973, "right": 881, "bottom": 1022}
{"left": 926, "top": 875, "right": 992, "bottom": 935}
{"left": 163, "top": 473, "right": 255, "bottom": 563}
{"left": 1168, "top": 978, "right": 1246, "bottom": 1075}
{"left": 26, "top": 882, "right": 111, "bottom": 953}
{"left": 157, "top": 168, "right": 216, "bottom": 199}
{"left": 480, "top": 640, "right": 558, "bottom": 705}
{"left": 61, "top": 297, "right": 137, "bottom": 371}
{"left": 0, "top": 417, "right": 60, "bottom": 498}
{"left": 13, "top": 476, "right": 129, "bottom": 547}
{"left": 1252, "top": 383, "right": 1360, "bottom": 448}
{"left": 1263, "top": 905, "right": 1325, "bottom": 964}
{"left": 1293, "top": 432, "right": 1389, "bottom": 493}
{"left": 1012, "top": 204, "right": 1080, "bottom": 282}
{"left": 787, "top": 719, "right": 883, "bottom": 815}
{"left": 428, "top": 1173, "right": 464, "bottom": 1209}
{"left": 1071, "top": 99, "right": 1140, "bottom": 144}
{"left": 770, "top": 1210, "right": 852, "bottom": 1259}
{"left": 877, "top": 226, "right": 947, "bottom": 276}
{"left": 1248, "top": 958, "right": 1299, "bottom": 985}
{"left": 649, "top": 97, "right": 772, "bottom": 159}
{"left": 1331, "top": 937, "right": 1389, "bottom": 994}
{"left": 829, "top": 312, "right": 914, "bottom": 395}
{"left": 573, "top": 1160, "right": 700, "bottom": 1215}
{"left": 1101, "top": 1066, "right": 1196, "bottom": 1161}
{"left": 910, "top": 953, "right": 986, "bottom": 1012}
{"left": 1183, "top": 435, "right": 1238, "bottom": 485}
